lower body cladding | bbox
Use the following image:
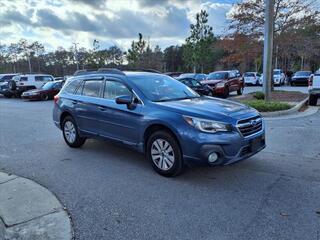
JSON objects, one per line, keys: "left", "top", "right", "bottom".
{"left": 180, "top": 127, "right": 266, "bottom": 166}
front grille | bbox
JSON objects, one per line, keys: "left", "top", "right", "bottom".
{"left": 237, "top": 116, "right": 263, "bottom": 137}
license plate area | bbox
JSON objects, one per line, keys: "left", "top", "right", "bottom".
{"left": 250, "top": 136, "right": 264, "bottom": 152}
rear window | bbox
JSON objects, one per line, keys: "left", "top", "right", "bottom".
{"left": 63, "top": 79, "right": 81, "bottom": 94}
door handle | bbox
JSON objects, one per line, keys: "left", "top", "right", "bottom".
{"left": 98, "top": 106, "right": 106, "bottom": 111}
{"left": 71, "top": 100, "right": 78, "bottom": 105}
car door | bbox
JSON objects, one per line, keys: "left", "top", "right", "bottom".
{"left": 98, "top": 79, "right": 143, "bottom": 145}
{"left": 228, "top": 72, "right": 238, "bottom": 91}
{"left": 73, "top": 78, "right": 104, "bottom": 135}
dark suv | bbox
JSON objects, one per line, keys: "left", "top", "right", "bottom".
{"left": 53, "top": 69, "right": 265, "bottom": 177}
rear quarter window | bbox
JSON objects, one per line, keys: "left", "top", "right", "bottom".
{"left": 63, "top": 79, "right": 82, "bottom": 94}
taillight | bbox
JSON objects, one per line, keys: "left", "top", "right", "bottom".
{"left": 309, "top": 75, "right": 313, "bottom": 86}
{"left": 54, "top": 95, "right": 59, "bottom": 104}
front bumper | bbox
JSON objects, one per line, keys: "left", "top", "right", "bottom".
{"left": 180, "top": 123, "right": 266, "bottom": 165}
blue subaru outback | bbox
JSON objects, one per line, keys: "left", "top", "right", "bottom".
{"left": 53, "top": 69, "right": 265, "bottom": 177}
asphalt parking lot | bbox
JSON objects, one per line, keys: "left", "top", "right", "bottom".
{"left": 0, "top": 96, "right": 319, "bottom": 240}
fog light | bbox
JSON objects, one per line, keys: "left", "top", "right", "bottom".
{"left": 208, "top": 152, "right": 218, "bottom": 163}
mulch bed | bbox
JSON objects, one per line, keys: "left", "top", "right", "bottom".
{"left": 236, "top": 90, "right": 308, "bottom": 102}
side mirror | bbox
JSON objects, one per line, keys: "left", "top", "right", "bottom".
{"left": 115, "top": 95, "right": 136, "bottom": 110}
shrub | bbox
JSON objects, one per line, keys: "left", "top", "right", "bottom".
{"left": 253, "top": 91, "right": 265, "bottom": 100}
{"left": 240, "top": 100, "right": 292, "bottom": 112}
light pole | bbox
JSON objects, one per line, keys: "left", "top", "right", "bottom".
{"left": 73, "top": 42, "right": 79, "bottom": 70}
{"left": 262, "top": 0, "right": 275, "bottom": 102}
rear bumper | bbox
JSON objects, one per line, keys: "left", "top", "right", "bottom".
{"left": 309, "top": 88, "right": 320, "bottom": 96}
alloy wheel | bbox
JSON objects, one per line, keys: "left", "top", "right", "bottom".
{"left": 64, "top": 121, "right": 76, "bottom": 143}
{"left": 151, "top": 139, "right": 175, "bottom": 170}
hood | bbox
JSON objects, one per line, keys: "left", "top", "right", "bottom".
{"left": 292, "top": 76, "right": 309, "bottom": 79}
{"left": 201, "top": 79, "right": 223, "bottom": 85}
{"left": 155, "top": 97, "right": 257, "bottom": 122}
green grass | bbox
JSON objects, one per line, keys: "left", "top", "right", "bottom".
{"left": 240, "top": 100, "right": 292, "bottom": 112}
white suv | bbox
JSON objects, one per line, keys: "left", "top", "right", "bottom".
{"left": 308, "top": 70, "right": 320, "bottom": 106}
{"left": 2, "top": 74, "right": 54, "bottom": 98}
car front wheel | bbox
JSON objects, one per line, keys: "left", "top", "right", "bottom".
{"left": 147, "top": 130, "right": 184, "bottom": 177}
{"left": 62, "top": 116, "right": 86, "bottom": 148}
{"left": 237, "top": 87, "right": 243, "bottom": 95}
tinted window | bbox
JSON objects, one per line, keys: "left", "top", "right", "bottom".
{"left": 82, "top": 80, "right": 103, "bottom": 97}
{"left": 20, "top": 77, "right": 28, "bottom": 81}
{"left": 104, "top": 81, "right": 131, "bottom": 100}
{"left": 244, "top": 73, "right": 255, "bottom": 77}
{"left": 208, "top": 72, "right": 228, "bottom": 80}
{"left": 63, "top": 79, "right": 81, "bottom": 94}
{"left": 35, "top": 76, "right": 53, "bottom": 81}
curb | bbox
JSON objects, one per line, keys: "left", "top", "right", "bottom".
{"left": 260, "top": 97, "right": 309, "bottom": 117}
{"left": 0, "top": 171, "right": 72, "bottom": 240}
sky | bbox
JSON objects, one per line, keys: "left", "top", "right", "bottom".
{"left": 0, "top": 0, "right": 237, "bottom": 51}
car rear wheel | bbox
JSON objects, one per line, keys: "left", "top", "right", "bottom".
{"left": 3, "top": 93, "right": 12, "bottom": 98}
{"left": 147, "top": 130, "right": 184, "bottom": 177}
{"left": 41, "top": 93, "right": 49, "bottom": 101}
{"left": 8, "top": 80, "right": 16, "bottom": 91}
{"left": 309, "top": 95, "right": 318, "bottom": 106}
{"left": 62, "top": 116, "right": 86, "bottom": 148}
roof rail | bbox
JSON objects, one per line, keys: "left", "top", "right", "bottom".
{"left": 73, "top": 68, "right": 126, "bottom": 76}
{"left": 97, "top": 68, "right": 126, "bottom": 75}
{"left": 119, "top": 67, "right": 162, "bottom": 74}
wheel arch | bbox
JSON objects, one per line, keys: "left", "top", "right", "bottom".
{"left": 143, "top": 123, "right": 182, "bottom": 153}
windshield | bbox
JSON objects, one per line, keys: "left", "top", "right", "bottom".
{"left": 244, "top": 73, "right": 255, "bottom": 77}
{"left": 208, "top": 72, "right": 228, "bottom": 80}
{"left": 41, "top": 82, "right": 56, "bottom": 90}
{"left": 129, "top": 74, "right": 199, "bottom": 102}
{"left": 295, "top": 71, "right": 311, "bottom": 77}
{"left": 273, "top": 70, "right": 281, "bottom": 75}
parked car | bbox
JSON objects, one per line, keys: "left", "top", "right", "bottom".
{"left": 178, "top": 73, "right": 207, "bottom": 81}
{"left": 243, "top": 72, "right": 261, "bottom": 85}
{"left": 273, "top": 69, "right": 285, "bottom": 85}
{"left": 53, "top": 70, "right": 265, "bottom": 177}
{"left": 308, "top": 69, "right": 320, "bottom": 106}
{"left": 290, "top": 71, "right": 312, "bottom": 86}
{"left": 0, "top": 74, "right": 55, "bottom": 98}
{"left": 21, "top": 80, "right": 64, "bottom": 100}
{"left": 164, "top": 72, "right": 183, "bottom": 78}
{"left": 0, "top": 73, "right": 19, "bottom": 82}
{"left": 177, "top": 77, "right": 213, "bottom": 96}
{"left": 201, "top": 71, "right": 244, "bottom": 98}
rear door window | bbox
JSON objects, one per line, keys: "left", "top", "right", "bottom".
{"left": 82, "top": 80, "right": 103, "bottom": 97}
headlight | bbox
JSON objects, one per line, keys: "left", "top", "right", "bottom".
{"left": 183, "top": 116, "right": 230, "bottom": 133}
{"left": 216, "top": 82, "right": 225, "bottom": 88}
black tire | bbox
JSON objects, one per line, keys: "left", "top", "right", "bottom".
{"left": 62, "top": 116, "right": 86, "bottom": 148}
{"left": 146, "top": 130, "right": 184, "bottom": 177}
{"left": 3, "top": 93, "right": 12, "bottom": 98}
{"left": 309, "top": 95, "right": 318, "bottom": 106}
{"left": 223, "top": 86, "right": 229, "bottom": 98}
{"left": 8, "top": 80, "right": 16, "bottom": 90}
{"left": 237, "top": 87, "right": 243, "bottom": 95}
{"left": 41, "top": 93, "right": 49, "bottom": 101}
